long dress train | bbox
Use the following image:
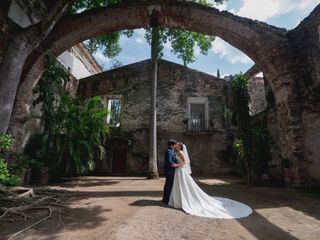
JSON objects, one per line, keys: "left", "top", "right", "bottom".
{"left": 168, "top": 155, "right": 252, "bottom": 219}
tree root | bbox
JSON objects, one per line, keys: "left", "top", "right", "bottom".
{"left": 0, "top": 186, "right": 35, "bottom": 198}
{"left": 8, "top": 207, "right": 52, "bottom": 240}
{"left": 0, "top": 187, "right": 75, "bottom": 239}
{"left": 0, "top": 197, "right": 50, "bottom": 220}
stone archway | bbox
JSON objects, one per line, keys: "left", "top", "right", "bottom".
{"left": 10, "top": 0, "right": 320, "bottom": 186}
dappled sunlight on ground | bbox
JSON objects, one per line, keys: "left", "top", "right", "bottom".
{"left": 1, "top": 176, "right": 319, "bottom": 240}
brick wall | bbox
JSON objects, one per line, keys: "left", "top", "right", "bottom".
{"left": 78, "top": 59, "right": 237, "bottom": 176}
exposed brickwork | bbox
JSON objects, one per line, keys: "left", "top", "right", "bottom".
{"left": 79, "top": 60, "right": 236, "bottom": 176}
{"left": 7, "top": 1, "right": 320, "bottom": 185}
{"left": 248, "top": 77, "right": 267, "bottom": 115}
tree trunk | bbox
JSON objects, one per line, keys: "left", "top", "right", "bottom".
{"left": 148, "top": 26, "right": 159, "bottom": 179}
{"left": 0, "top": 34, "right": 34, "bottom": 133}
{"left": 0, "top": 0, "right": 73, "bottom": 134}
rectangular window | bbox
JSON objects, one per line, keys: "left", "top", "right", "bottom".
{"left": 190, "top": 103, "right": 205, "bottom": 132}
{"left": 107, "top": 99, "right": 121, "bottom": 127}
{"left": 188, "top": 97, "right": 208, "bottom": 132}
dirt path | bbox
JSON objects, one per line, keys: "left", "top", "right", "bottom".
{"left": 1, "top": 176, "right": 319, "bottom": 240}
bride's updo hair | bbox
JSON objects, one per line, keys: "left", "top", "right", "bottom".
{"left": 178, "top": 142, "right": 183, "bottom": 151}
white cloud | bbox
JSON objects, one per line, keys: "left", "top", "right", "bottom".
{"left": 163, "top": 41, "right": 171, "bottom": 50}
{"left": 208, "top": 0, "right": 319, "bottom": 65}
{"left": 295, "top": 0, "right": 320, "bottom": 10}
{"left": 194, "top": 46, "right": 201, "bottom": 56}
{"left": 134, "top": 28, "right": 146, "bottom": 37}
{"left": 256, "top": 72, "right": 264, "bottom": 78}
{"left": 207, "top": 0, "right": 236, "bottom": 13}
{"left": 236, "top": 0, "right": 319, "bottom": 22}
{"left": 222, "top": 73, "right": 231, "bottom": 77}
{"left": 133, "top": 28, "right": 147, "bottom": 44}
{"left": 162, "top": 40, "right": 173, "bottom": 57}
{"left": 93, "top": 50, "right": 110, "bottom": 68}
{"left": 135, "top": 37, "right": 144, "bottom": 44}
{"left": 211, "top": 37, "right": 253, "bottom": 65}
{"left": 211, "top": 1, "right": 227, "bottom": 11}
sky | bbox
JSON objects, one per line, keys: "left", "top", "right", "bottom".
{"left": 92, "top": 0, "right": 319, "bottom": 77}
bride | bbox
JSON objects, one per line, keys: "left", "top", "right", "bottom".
{"left": 168, "top": 142, "right": 252, "bottom": 219}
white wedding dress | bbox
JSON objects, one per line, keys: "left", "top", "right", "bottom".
{"left": 168, "top": 145, "right": 252, "bottom": 219}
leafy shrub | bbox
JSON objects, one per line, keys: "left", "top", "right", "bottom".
{"left": 30, "top": 54, "right": 110, "bottom": 178}
{"left": 0, "top": 134, "right": 19, "bottom": 186}
{"left": 231, "top": 73, "right": 271, "bottom": 185}
{"left": 0, "top": 133, "right": 13, "bottom": 151}
{"left": 0, "top": 158, "right": 18, "bottom": 186}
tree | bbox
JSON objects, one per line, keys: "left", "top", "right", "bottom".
{"left": 71, "top": 0, "right": 132, "bottom": 64}
{"left": 146, "top": 0, "right": 224, "bottom": 178}
{"left": 148, "top": 10, "right": 160, "bottom": 178}
{"left": 0, "top": 0, "right": 225, "bottom": 135}
{"left": 0, "top": 0, "right": 225, "bottom": 179}
{"left": 29, "top": 54, "right": 110, "bottom": 177}
{"left": 0, "top": 0, "right": 74, "bottom": 133}
{"left": 65, "top": 0, "right": 225, "bottom": 178}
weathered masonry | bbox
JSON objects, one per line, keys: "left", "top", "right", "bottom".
{"left": 3, "top": 1, "right": 320, "bottom": 186}
{"left": 78, "top": 59, "right": 236, "bottom": 176}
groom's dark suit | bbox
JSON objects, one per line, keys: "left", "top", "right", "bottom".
{"left": 162, "top": 147, "right": 177, "bottom": 204}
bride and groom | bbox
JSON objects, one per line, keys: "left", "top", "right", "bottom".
{"left": 162, "top": 139, "right": 252, "bottom": 219}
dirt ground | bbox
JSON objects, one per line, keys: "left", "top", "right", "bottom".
{"left": 1, "top": 176, "right": 319, "bottom": 240}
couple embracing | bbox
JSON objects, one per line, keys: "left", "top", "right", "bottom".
{"left": 162, "top": 139, "right": 252, "bottom": 219}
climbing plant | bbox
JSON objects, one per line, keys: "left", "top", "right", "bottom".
{"left": 231, "top": 73, "right": 270, "bottom": 185}
{"left": 30, "top": 54, "right": 110, "bottom": 178}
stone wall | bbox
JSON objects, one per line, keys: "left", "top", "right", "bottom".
{"left": 10, "top": 0, "right": 320, "bottom": 186}
{"left": 78, "top": 59, "right": 237, "bottom": 176}
{"left": 0, "top": 7, "right": 10, "bottom": 66}
{"left": 248, "top": 77, "right": 267, "bottom": 115}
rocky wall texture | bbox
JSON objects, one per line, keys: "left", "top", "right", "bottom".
{"left": 248, "top": 77, "right": 267, "bottom": 115}
{"left": 78, "top": 59, "right": 236, "bottom": 176}
{"left": 6, "top": 0, "right": 320, "bottom": 185}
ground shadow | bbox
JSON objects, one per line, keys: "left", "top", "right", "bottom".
{"left": 238, "top": 210, "right": 299, "bottom": 240}
{"left": 194, "top": 177, "right": 320, "bottom": 222}
{"left": 129, "top": 198, "right": 299, "bottom": 240}
{"left": 1, "top": 176, "right": 319, "bottom": 240}
{"left": 49, "top": 178, "right": 120, "bottom": 188}
{"left": 0, "top": 205, "right": 111, "bottom": 240}
{"left": 129, "top": 199, "right": 164, "bottom": 207}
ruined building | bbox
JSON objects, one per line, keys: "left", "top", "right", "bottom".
{"left": 78, "top": 59, "right": 255, "bottom": 176}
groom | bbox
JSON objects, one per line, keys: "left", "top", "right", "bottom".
{"left": 162, "top": 139, "right": 179, "bottom": 204}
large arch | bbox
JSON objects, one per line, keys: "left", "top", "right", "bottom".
{"left": 10, "top": 0, "right": 320, "bottom": 186}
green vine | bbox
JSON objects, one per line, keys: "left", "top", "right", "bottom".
{"left": 231, "top": 73, "right": 270, "bottom": 185}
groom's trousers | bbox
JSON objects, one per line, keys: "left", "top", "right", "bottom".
{"left": 163, "top": 172, "right": 175, "bottom": 204}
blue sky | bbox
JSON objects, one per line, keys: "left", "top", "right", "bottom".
{"left": 93, "top": 0, "right": 319, "bottom": 77}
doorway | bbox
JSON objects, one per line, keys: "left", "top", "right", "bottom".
{"left": 112, "top": 149, "right": 127, "bottom": 174}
